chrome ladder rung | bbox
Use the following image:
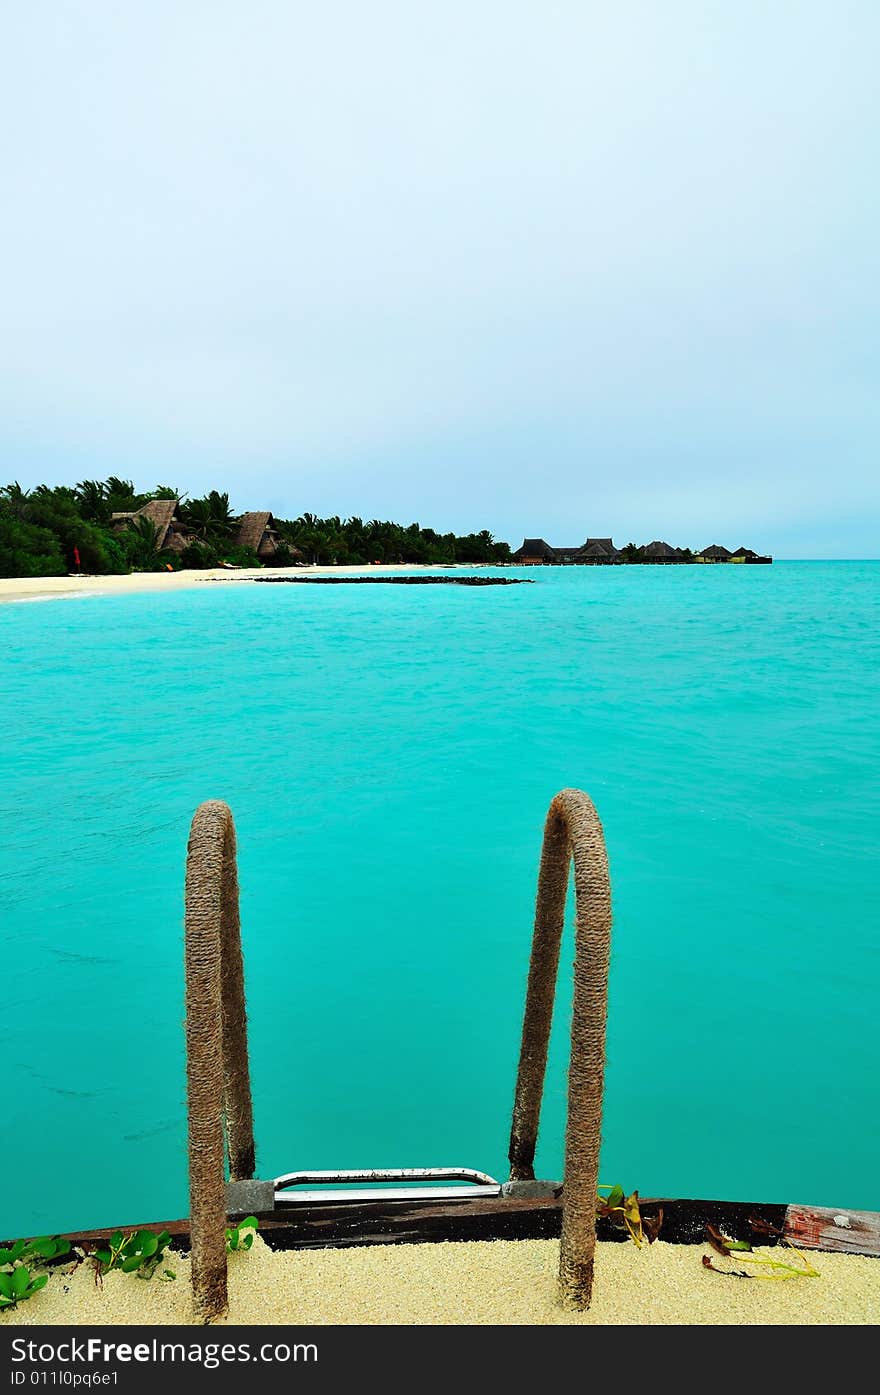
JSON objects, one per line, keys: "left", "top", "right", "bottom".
{"left": 272, "top": 1166, "right": 502, "bottom": 1206}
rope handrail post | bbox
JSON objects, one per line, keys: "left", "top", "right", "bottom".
{"left": 508, "top": 789, "right": 612, "bottom": 1310}
{"left": 184, "top": 799, "right": 256, "bottom": 1322}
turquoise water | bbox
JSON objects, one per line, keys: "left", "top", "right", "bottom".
{"left": 1, "top": 563, "right": 878, "bottom": 1237}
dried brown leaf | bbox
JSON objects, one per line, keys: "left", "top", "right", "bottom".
{"left": 705, "top": 1223, "right": 732, "bottom": 1256}
{"left": 642, "top": 1208, "right": 664, "bottom": 1243}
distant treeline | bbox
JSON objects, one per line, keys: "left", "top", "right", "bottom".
{"left": 0, "top": 478, "right": 511, "bottom": 577}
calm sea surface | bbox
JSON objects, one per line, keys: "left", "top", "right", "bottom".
{"left": 1, "top": 562, "right": 878, "bottom": 1236}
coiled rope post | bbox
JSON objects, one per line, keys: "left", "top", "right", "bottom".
{"left": 184, "top": 800, "right": 256, "bottom": 1322}
{"left": 508, "top": 789, "right": 612, "bottom": 1310}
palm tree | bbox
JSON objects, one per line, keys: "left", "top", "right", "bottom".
{"left": 1, "top": 482, "right": 30, "bottom": 520}
{"left": 75, "top": 479, "right": 109, "bottom": 523}
{"left": 123, "top": 515, "right": 160, "bottom": 568}
{"left": 181, "top": 491, "right": 236, "bottom": 542}
{"left": 105, "top": 476, "right": 136, "bottom": 500}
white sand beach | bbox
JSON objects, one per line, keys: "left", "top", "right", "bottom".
{"left": 2, "top": 1236, "right": 878, "bottom": 1326}
{"left": 0, "top": 564, "right": 452, "bottom": 605}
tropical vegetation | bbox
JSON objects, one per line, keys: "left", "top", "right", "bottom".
{"left": 0, "top": 478, "right": 511, "bottom": 577}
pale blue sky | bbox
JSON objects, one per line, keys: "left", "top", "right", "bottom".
{"left": 2, "top": 2, "right": 878, "bottom": 555}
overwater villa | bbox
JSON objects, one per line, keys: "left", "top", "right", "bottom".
{"left": 513, "top": 535, "right": 771, "bottom": 564}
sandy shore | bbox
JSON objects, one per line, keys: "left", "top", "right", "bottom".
{"left": 0, "top": 564, "right": 456, "bottom": 605}
{"left": 2, "top": 1236, "right": 878, "bottom": 1326}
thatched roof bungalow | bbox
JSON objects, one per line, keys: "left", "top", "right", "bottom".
{"left": 512, "top": 538, "right": 558, "bottom": 564}
{"left": 699, "top": 544, "right": 732, "bottom": 561}
{"left": 232, "top": 512, "right": 288, "bottom": 561}
{"left": 731, "top": 545, "right": 772, "bottom": 563}
{"left": 640, "top": 540, "right": 679, "bottom": 563}
{"left": 579, "top": 538, "right": 618, "bottom": 562}
{"left": 111, "top": 499, "right": 190, "bottom": 553}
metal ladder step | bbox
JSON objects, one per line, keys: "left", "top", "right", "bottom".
{"left": 273, "top": 1167, "right": 502, "bottom": 1205}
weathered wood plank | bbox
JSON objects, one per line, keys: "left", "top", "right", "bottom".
{"left": 784, "top": 1205, "right": 880, "bottom": 1257}
{"left": 25, "top": 1195, "right": 796, "bottom": 1253}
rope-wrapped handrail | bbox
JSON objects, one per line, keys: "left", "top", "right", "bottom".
{"left": 508, "top": 789, "right": 612, "bottom": 1310}
{"left": 184, "top": 799, "right": 256, "bottom": 1322}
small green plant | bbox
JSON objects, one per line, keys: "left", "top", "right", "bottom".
{"left": 702, "top": 1217, "right": 819, "bottom": 1280}
{"left": 93, "top": 1229, "right": 174, "bottom": 1281}
{"left": 0, "top": 1266, "right": 48, "bottom": 1310}
{"left": 226, "top": 1216, "right": 258, "bottom": 1252}
{"left": 597, "top": 1185, "right": 662, "bottom": 1247}
{"left": 0, "top": 1236, "right": 71, "bottom": 1268}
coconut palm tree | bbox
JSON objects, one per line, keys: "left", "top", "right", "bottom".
{"left": 75, "top": 479, "right": 109, "bottom": 523}
{"left": 181, "top": 491, "right": 236, "bottom": 542}
{"left": 1, "top": 482, "right": 30, "bottom": 520}
{"left": 122, "top": 515, "right": 160, "bottom": 568}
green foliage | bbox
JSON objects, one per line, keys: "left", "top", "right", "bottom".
{"left": 218, "top": 545, "right": 260, "bottom": 568}
{"left": 3, "top": 484, "right": 128, "bottom": 575}
{"left": 0, "top": 1234, "right": 70, "bottom": 1266}
{"left": 597, "top": 1185, "right": 662, "bottom": 1247}
{"left": 226, "top": 1216, "right": 258, "bottom": 1252}
{"left": 181, "top": 491, "right": 235, "bottom": 542}
{"left": 0, "top": 479, "right": 512, "bottom": 577}
{"left": 702, "top": 1219, "right": 819, "bottom": 1280}
{"left": 93, "top": 1229, "right": 175, "bottom": 1281}
{"left": 19, "top": 1235, "right": 71, "bottom": 1263}
{"left": 121, "top": 515, "right": 161, "bottom": 569}
{"left": 0, "top": 1266, "right": 48, "bottom": 1310}
{"left": 179, "top": 540, "right": 219, "bottom": 569}
{"left": 276, "top": 514, "right": 510, "bottom": 566}
{"left": 0, "top": 509, "right": 66, "bottom": 577}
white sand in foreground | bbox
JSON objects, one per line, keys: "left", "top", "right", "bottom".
{"left": 3, "top": 1237, "right": 878, "bottom": 1326}
{"left": 0, "top": 564, "right": 458, "bottom": 605}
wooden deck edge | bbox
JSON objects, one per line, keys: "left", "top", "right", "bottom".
{"left": 15, "top": 1197, "right": 877, "bottom": 1258}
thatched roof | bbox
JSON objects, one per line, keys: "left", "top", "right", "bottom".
{"left": 232, "top": 511, "right": 288, "bottom": 559}
{"left": 234, "top": 512, "right": 274, "bottom": 552}
{"left": 700, "top": 544, "right": 732, "bottom": 559}
{"left": 513, "top": 538, "right": 557, "bottom": 560}
{"left": 732, "top": 546, "right": 758, "bottom": 558}
{"left": 112, "top": 498, "right": 179, "bottom": 550}
{"left": 580, "top": 538, "right": 617, "bottom": 559}
{"left": 641, "top": 540, "right": 677, "bottom": 559}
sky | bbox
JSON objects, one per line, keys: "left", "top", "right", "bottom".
{"left": 2, "top": 2, "right": 878, "bottom": 556}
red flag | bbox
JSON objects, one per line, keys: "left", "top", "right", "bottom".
{"left": 73, "top": 546, "right": 81, "bottom": 570}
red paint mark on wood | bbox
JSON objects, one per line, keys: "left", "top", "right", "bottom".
{"left": 785, "top": 1205, "right": 880, "bottom": 1257}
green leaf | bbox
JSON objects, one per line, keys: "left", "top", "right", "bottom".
{"left": 28, "top": 1275, "right": 48, "bottom": 1293}
{"left": 109, "top": 1232, "right": 123, "bottom": 1250}
{"left": 94, "top": 1247, "right": 111, "bottom": 1267}
{"left": 139, "top": 1235, "right": 159, "bottom": 1258}
{"left": 240, "top": 1217, "right": 258, "bottom": 1231}
{"left": 604, "top": 1185, "right": 625, "bottom": 1210}
{"left": 161, "top": 1270, "right": 177, "bottom": 1281}
{"left": 11, "top": 1266, "right": 30, "bottom": 1296}
{"left": 241, "top": 1233, "right": 253, "bottom": 1250}
{"left": 0, "top": 1272, "right": 15, "bottom": 1299}
{"left": 31, "top": 1236, "right": 68, "bottom": 1259}
{"left": 121, "top": 1255, "right": 143, "bottom": 1273}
